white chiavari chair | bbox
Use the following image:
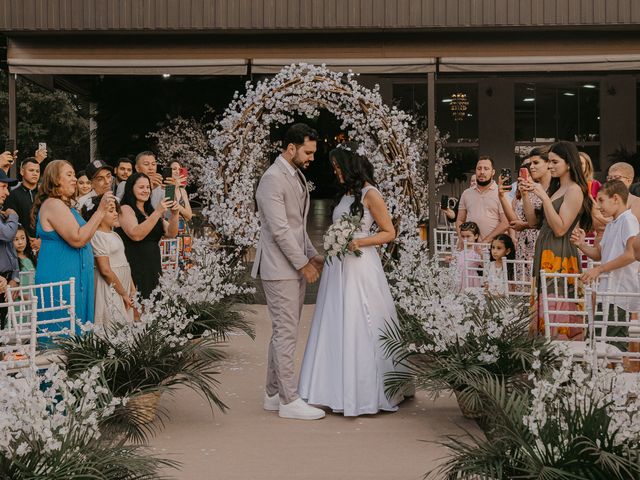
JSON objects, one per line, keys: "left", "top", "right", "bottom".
{"left": 160, "top": 238, "right": 180, "bottom": 270}
{"left": 7, "top": 278, "right": 76, "bottom": 343}
{"left": 586, "top": 276, "right": 640, "bottom": 371}
{"left": 434, "top": 228, "right": 458, "bottom": 262}
{"left": 504, "top": 259, "right": 533, "bottom": 298}
{"left": 1, "top": 296, "right": 38, "bottom": 371}
{"left": 461, "top": 241, "right": 490, "bottom": 291}
{"left": 540, "top": 270, "right": 591, "bottom": 359}
{"left": 580, "top": 234, "right": 596, "bottom": 270}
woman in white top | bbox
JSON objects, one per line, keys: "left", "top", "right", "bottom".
{"left": 83, "top": 195, "right": 135, "bottom": 325}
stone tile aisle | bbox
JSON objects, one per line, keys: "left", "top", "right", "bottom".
{"left": 150, "top": 305, "right": 479, "bottom": 479}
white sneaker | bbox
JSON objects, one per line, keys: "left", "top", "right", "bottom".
{"left": 279, "top": 398, "right": 326, "bottom": 420}
{"left": 263, "top": 392, "right": 280, "bottom": 411}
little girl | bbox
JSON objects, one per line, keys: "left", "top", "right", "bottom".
{"left": 485, "top": 234, "right": 516, "bottom": 296}
{"left": 450, "top": 221, "right": 483, "bottom": 292}
{"left": 13, "top": 226, "right": 36, "bottom": 286}
{"left": 83, "top": 196, "right": 136, "bottom": 326}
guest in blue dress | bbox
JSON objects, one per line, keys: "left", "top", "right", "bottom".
{"left": 32, "top": 160, "right": 116, "bottom": 336}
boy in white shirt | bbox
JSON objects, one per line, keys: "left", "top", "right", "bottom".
{"left": 571, "top": 180, "right": 640, "bottom": 350}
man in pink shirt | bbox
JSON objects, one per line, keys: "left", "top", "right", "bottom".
{"left": 456, "top": 156, "right": 509, "bottom": 244}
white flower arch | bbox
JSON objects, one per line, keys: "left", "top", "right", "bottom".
{"left": 199, "top": 63, "right": 432, "bottom": 249}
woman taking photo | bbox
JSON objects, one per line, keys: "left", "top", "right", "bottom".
{"left": 117, "top": 172, "right": 179, "bottom": 299}
{"left": 169, "top": 160, "right": 193, "bottom": 268}
{"left": 33, "top": 160, "right": 115, "bottom": 332}
{"left": 520, "top": 141, "right": 592, "bottom": 338}
{"left": 498, "top": 147, "right": 550, "bottom": 262}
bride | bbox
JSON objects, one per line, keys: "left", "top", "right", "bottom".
{"left": 299, "top": 142, "right": 405, "bottom": 416}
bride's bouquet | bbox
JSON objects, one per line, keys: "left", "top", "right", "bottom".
{"left": 323, "top": 213, "right": 363, "bottom": 264}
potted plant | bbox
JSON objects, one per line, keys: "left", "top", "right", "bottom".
{"left": 0, "top": 365, "right": 177, "bottom": 478}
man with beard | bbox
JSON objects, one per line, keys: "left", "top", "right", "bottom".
{"left": 456, "top": 156, "right": 508, "bottom": 244}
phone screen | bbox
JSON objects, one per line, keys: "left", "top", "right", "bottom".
{"left": 4, "top": 139, "right": 15, "bottom": 153}
{"left": 165, "top": 184, "right": 176, "bottom": 202}
{"left": 162, "top": 166, "right": 173, "bottom": 179}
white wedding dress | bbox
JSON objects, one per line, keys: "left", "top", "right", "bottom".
{"left": 299, "top": 186, "right": 404, "bottom": 416}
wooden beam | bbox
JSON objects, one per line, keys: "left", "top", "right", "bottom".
{"left": 8, "top": 73, "right": 17, "bottom": 178}
{"left": 427, "top": 71, "right": 436, "bottom": 256}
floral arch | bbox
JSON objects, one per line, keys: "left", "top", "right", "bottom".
{"left": 195, "top": 63, "right": 442, "bottom": 249}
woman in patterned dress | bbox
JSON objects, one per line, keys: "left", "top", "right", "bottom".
{"left": 498, "top": 147, "right": 551, "bottom": 264}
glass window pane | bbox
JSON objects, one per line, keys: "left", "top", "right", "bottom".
{"left": 515, "top": 81, "right": 600, "bottom": 143}
{"left": 515, "top": 83, "right": 536, "bottom": 142}
{"left": 392, "top": 83, "right": 427, "bottom": 118}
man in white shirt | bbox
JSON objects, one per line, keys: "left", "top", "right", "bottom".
{"left": 116, "top": 151, "right": 165, "bottom": 208}
{"left": 76, "top": 160, "right": 114, "bottom": 212}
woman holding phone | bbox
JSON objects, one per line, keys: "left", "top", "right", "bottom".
{"left": 497, "top": 147, "right": 551, "bottom": 262}
{"left": 169, "top": 161, "right": 193, "bottom": 268}
{"left": 117, "top": 172, "right": 179, "bottom": 299}
{"left": 168, "top": 161, "right": 193, "bottom": 221}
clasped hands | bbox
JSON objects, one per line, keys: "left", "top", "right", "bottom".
{"left": 299, "top": 255, "right": 324, "bottom": 283}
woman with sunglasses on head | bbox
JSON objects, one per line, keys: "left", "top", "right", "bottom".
{"left": 497, "top": 147, "right": 550, "bottom": 262}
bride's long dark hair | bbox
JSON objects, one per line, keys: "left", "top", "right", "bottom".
{"left": 330, "top": 142, "right": 377, "bottom": 218}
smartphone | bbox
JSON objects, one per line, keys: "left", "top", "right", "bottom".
{"left": 162, "top": 166, "right": 173, "bottom": 180}
{"left": 500, "top": 168, "right": 512, "bottom": 190}
{"left": 519, "top": 167, "right": 529, "bottom": 181}
{"left": 448, "top": 197, "right": 458, "bottom": 210}
{"left": 440, "top": 194, "right": 449, "bottom": 209}
{"left": 165, "top": 184, "right": 176, "bottom": 202}
{"left": 38, "top": 142, "right": 47, "bottom": 150}
{"left": 179, "top": 167, "right": 188, "bottom": 186}
{"left": 4, "top": 139, "right": 15, "bottom": 153}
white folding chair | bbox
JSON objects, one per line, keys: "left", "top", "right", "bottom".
{"left": 1, "top": 296, "right": 38, "bottom": 371}
{"left": 586, "top": 277, "right": 640, "bottom": 371}
{"left": 580, "top": 234, "right": 596, "bottom": 270}
{"left": 460, "top": 241, "right": 490, "bottom": 291}
{"left": 540, "top": 270, "right": 591, "bottom": 359}
{"left": 6, "top": 278, "right": 76, "bottom": 342}
{"left": 160, "top": 238, "right": 180, "bottom": 270}
{"left": 504, "top": 259, "right": 533, "bottom": 298}
{"left": 434, "top": 228, "right": 458, "bottom": 261}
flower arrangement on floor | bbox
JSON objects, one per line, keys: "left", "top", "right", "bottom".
{"left": 0, "top": 364, "right": 176, "bottom": 478}
{"left": 430, "top": 355, "right": 640, "bottom": 479}
{"left": 59, "top": 320, "right": 227, "bottom": 441}
{"left": 58, "top": 238, "right": 255, "bottom": 441}
{"left": 146, "top": 238, "right": 256, "bottom": 344}
{"left": 383, "top": 241, "right": 558, "bottom": 418}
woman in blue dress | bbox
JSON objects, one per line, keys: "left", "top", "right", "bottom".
{"left": 32, "top": 160, "right": 115, "bottom": 335}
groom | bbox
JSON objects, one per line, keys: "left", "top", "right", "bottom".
{"left": 252, "top": 123, "right": 326, "bottom": 420}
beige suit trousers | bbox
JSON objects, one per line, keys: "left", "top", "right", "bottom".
{"left": 262, "top": 278, "right": 307, "bottom": 404}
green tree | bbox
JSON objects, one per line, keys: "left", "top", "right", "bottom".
{"left": 0, "top": 70, "right": 90, "bottom": 171}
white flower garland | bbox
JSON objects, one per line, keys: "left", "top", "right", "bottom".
{"left": 195, "top": 63, "right": 446, "bottom": 248}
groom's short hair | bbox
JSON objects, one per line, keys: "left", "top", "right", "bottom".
{"left": 283, "top": 123, "right": 318, "bottom": 148}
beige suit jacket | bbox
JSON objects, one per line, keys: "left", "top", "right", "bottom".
{"left": 251, "top": 158, "right": 317, "bottom": 280}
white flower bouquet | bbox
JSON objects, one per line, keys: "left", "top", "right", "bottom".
{"left": 323, "top": 213, "right": 363, "bottom": 264}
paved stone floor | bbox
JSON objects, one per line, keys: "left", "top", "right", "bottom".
{"left": 150, "top": 305, "right": 479, "bottom": 480}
